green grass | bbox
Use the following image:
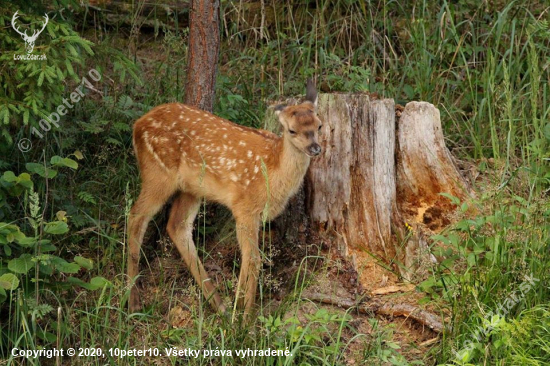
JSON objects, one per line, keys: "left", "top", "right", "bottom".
{"left": 1, "top": 0, "right": 550, "bottom": 365}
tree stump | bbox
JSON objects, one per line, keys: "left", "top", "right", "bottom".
{"left": 395, "top": 102, "right": 471, "bottom": 280}
{"left": 396, "top": 102, "right": 470, "bottom": 221}
{"left": 270, "top": 95, "right": 471, "bottom": 289}
{"left": 306, "top": 93, "right": 396, "bottom": 263}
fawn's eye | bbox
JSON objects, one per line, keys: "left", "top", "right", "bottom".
{"left": 318, "top": 125, "right": 322, "bottom": 131}
{"left": 289, "top": 129, "right": 297, "bottom": 135}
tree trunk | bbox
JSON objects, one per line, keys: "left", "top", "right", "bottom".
{"left": 184, "top": 0, "right": 220, "bottom": 112}
{"left": 151, "top": 0, "right": 220, "bottom": 249}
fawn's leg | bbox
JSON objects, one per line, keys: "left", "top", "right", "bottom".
{"left": 234, "top": 215, "right": 260, "bottom": 319}
{"left": 128, "top": 184, "right": 174, "bottom": 311}
{"left": 167, "top": 192, "right": 226, "bottom": 313}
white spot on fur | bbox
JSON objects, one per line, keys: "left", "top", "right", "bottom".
{"left": 143, "top": 131, "right": 168, "bottom": 171}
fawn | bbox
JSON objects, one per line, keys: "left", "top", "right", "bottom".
{"left": 127, "top": 80, "right": 322, "bottom": 319}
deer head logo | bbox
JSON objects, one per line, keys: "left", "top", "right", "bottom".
{"left": 11, "top": 11, "right": 49, "bottom": 54}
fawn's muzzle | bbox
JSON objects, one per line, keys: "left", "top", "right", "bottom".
{"left": 307, "top": 143, "right": 322, "bottom": 156}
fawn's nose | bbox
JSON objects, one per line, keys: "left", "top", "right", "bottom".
{"left": 308, "top": 143, "right": 322, "bottom": 156}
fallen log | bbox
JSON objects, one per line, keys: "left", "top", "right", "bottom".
{"left": 301, "top": 291, "right": 446, "bottom": 333}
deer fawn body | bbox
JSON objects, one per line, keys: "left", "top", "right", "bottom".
{"left": 128, "top": 80, "right": 321, "bottom": 319}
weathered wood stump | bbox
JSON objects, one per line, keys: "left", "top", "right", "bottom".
{"left": 395, "top": 102, "right": 471, "bottom": 279}
{"left": 396, "top": 102, "right": 470, "bottom": 220}
{"left": 271, "top": 94, "right": 471, "bottom": 288}
{"left": 306, "top": 94, "right": 396, "bottom": 268}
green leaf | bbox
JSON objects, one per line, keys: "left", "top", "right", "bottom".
{"left": 37, "top": 71, "right": 45, "bottom": 87}
{"left": 39, "top": 263, "right": 53, "bottom": 276}
{"left": 40, "top": 243, "right": 57, "bottom": 252}
{"left": 0, "top": 273, "right": 20, "bottom": 290}
{"left": 26, "top": 163, "right": 58, "bottom": 179}
{"left": 73, "top": 150, "right": 84, "bottom": 160}
{"left": 543, "top": 123, "right": 550, "bottom": 140}
{"left": 8, "top": 254, "right": 35, "bottom": 274}
{"left": 439, "top": 192, "right": 461, "bottom": 205}
{"left": 16, "top": 236, "right": 37, "bottom": 247}
{"left": 53, "top": 260, "right": 80, "bottom": 274}
{"left": 17, "top": 173, "right": 33, "bottom": 188}
{"left": 418, "top": 296, "right": 431, "bottom": 305}
{"left": 23, "top": 109, "right": 30, "bottom": 125}
{"left": 37, "top": 331, "right": 57, "bottom": 343}
{"left": 90, "top": 276, "right": 111, "bottom": 288}
{"left": 44, "top": 221, "right": 68, "bottom": 235}
{"left": 50, "top": 156, "right": 78, "bottom": 170}
{"left": 74, "top": 256, "right": 93, "bottom": 270}
{"left": 67, "top": 276, "right": 110, "bottom": 290}
{"left": 2, "top": 171, "right": 17, "bottom": 183}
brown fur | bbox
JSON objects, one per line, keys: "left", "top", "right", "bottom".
{"left": 127, "top": 83, "right": 322, "bottom": 320}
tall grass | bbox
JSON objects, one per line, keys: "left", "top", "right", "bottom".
{"left": 218, "top": 0, "right": 549, "bottom": 188}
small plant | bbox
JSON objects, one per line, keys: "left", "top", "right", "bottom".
{"left": 363, "top": 318, "right": 423, "bottom": 366}
{"left": 0, "top": 156, "right": 110, "bottom": 355}
{"left": 259, "top": 307, "right": 352, "bottom": 364}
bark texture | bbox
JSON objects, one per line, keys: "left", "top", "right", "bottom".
{"left": 395, "top": 102, "right": 471, "bottom": 279}
{"left": 396, "top": 102, "right": 469, "bottom": 214}
{"left": 184, "top": 0, "right": 220, "bottom": 112}
{"left": 306, "top": 94, "right": 397, "bottom": 264}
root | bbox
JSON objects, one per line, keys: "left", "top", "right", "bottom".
{"left": 301, "top": 291, "right": 446, "bottom": 333}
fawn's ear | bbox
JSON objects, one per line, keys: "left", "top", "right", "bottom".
{"left": 274, "top": 104, "right": 289, "bottom": 128}
{"left": 305, "top": 78, "right": 318, "bottom": 107}
{"left": 274, "top": 104, "right": 286, "bottom": 115}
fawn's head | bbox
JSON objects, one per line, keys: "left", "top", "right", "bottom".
{"left": 275, "top": 79, "right": 323, "bottom": 157}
